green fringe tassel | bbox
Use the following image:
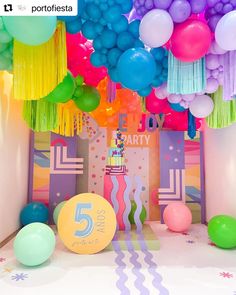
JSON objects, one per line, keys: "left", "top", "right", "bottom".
{"left": 206, "top": 87, "right": 236, "bottom": 129}
{"left": 23, "top": 100, "right": 58, "bottom": 132}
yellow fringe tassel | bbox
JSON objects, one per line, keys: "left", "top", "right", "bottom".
{"left": 54, "top": 100, "right": 83, "bottom": 137}
{"left": 13, "top": 21, "right": 67, "bottom": 100}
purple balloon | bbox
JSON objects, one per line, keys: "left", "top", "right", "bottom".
{"left": 145, "top": 0, "right": 154, "bottom": 9}
{"left": 169, "top": 0, "right": 191, "bottom": 23}
{"left": 212, "top": 69, "right": 219, "bottom": 79}
{"left": 154, "top": 0, "right": 172, "bottom": 9}
{"left": 211, "top": 41, "right": 227, "bottom": 54}
{"left": 208, "top": 14, "right": 222, "bottom": 31}
{"left": 214, "top": 2, "right": 223, "bottom": 13}
{"left": 168, "top": 93, "right": 182, "bottom": 103}
{"left": 223, "top": 3, "right": 234, "bottom": 13}
{"left": 207, "top": 0, "right": 220, "bottom": 7}
{"left": 206, "top": 54, "right": 220, "bottom": 70}
{"left": 206, "top": 78, "right": 219, "bottom": 93}
{"left": 181, "top": 93, "right": 196, "bottom": 102}
{"left": 189, "top": 0, "right": 207, "bottom": 13}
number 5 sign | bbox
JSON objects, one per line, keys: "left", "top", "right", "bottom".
{"left": 58, "top": 193, "right": 117, "bottom": 254}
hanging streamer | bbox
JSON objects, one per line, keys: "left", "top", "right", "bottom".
{"left": 54, "top": 100, "right": 83, "bottom": 137}
{"left": 223, "top": 50, "right": 236, "bottom": 101}
{"left": 167, "top": 51, "right": 206, "bottom": 94}
{"left": 206, "top": 87, "right": 236, "bottom": 129}
{"left": 188, "top": 110, "right": 196, "bottom": 139}
{"left": 13, "top": 21, "right": 67, "bottom": 100}
{"left": 106, "top": 78, "right": 117, "bottom": 103}
{"left": 23, "top": 100, "right": 58, "bottom": 132}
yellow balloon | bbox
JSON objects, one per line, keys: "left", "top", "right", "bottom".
{"left": 58, "top": 193, "right": 117, "bottom": 254}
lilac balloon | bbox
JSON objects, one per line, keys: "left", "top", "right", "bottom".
{"left": 155, "top": 83, "right": 169, "bottom": 99}
{"left": 212, "top": 69, "right": 219, "bottom": 79}
{"left": 189, "top": 0, "right": 207, "bottom": 13}
{"left": 145, "top": 0, "right": 154, "bottom": 9}
{"left": 168, "top": 93, "right": 182, "bottom": 103}
{"left": 211, "top": 40, "right": 227, "bottom": 54}
{"left": 180, "top": 100, "right": 190, "bottom": 109}
{"left": 207, "top": 0, "right": 220, "bottom": 7}
{"left": 206, "top": 54, "right": 220, "bottom": 70}
{"left": 169, "top": 0, "right": 191, "bottom": 23}
{"left": 218, "top": 72, "right": 224, "bottom": 85}
{"left": 181, "top": 93, "right": 196, "bottom": 102}
{"left": 206, "top": 78, "right": 219, "bottom": 93}
{"left": 223, "top": 3, "right": 234, "bottom": 13}
{"left": 206, "top": 69, "right": 212, "bottom": 79}
{"left": 154, "top": 0, "right": 172, "bottom": 9}
{"left": 208, "top": 15, "right": 222, "bottom": 31}
{"left": 214, "top": 2, "right": 223, "bottom": 13}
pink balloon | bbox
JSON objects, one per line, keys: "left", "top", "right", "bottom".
{"left": 170, "top": 19, "right": 212, "bottom": 62}
{"left": 146, "top": 90, "right": 169, "bottom": 113}
{"left": 168, "top": 93, "right": 182, "bottom": 103}
{"left": 163, "top": 202, "right": 192, "bottom": 233}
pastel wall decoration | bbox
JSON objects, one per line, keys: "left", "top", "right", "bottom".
{"left": 158, "top": 131, "right": 185, "bottom": 222}
{"left": 49, "top": 133, "right": 83, "bottom": 223}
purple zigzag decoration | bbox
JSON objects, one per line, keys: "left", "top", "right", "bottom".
{"left": 133, "top": 176, "right": 143, "bottom": 233}
{"left": 111, "top": 176, "right": 119, "bottom": 230}
{"left": 123, "top": 176, "right": 132, "bottom": 232}
{"left": 125, "top": 232, "right": 149, "bottom": 295}
{"left": 138, "top": 233, "right": 170, "bottom": 295}
{"left": 112, "top": 237, "right": 130, "bottom": 295}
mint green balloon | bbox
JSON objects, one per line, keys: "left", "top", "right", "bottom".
{"left": 3, "top": 16, "right": 57, "bottom": 46}
{"left": 14, "top": 223, "right": 56, "bottom": 266}
{"left": 53, "top": 201, "right": 67, "bottom": 225}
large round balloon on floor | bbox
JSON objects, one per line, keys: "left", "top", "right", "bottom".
{"left": 170, "top": 19, "right": 211, "bottom": 62}
{"left": 14, "top": 223, "right": 56, "bottom": 266}
{"left": 3, "top": 16, "right": 57, "bottom": 46}
{"left": 215, "top": 11, "right": 236, "bottom": 51}
{"left": 208, "top": 215, "right": 236, "bottom": 249}
{"left": 117, "top": 48, "right": 156, "bottom": 91}
{"left": 139, "top": 9, "right": 174, "bottom": 48}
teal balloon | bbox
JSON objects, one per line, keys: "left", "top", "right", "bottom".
{"left": 108, "top": 48, "right": 122, "bottom": 67}
{"left": 103, "top": 5, "right": 122, "bottom": 23}
{"left": 117, "top": 48, "right": 157, "bottom": 91}
{"left": 109, "top": 68, "right": 120, "bottom": 82}
{"left": 121, "top": 0, "right": 133, "bottom": 14}
{"left": 53, "top": 201, "right": 67, "bottom": 225}
{"left": 14, "top": 223, "right": 56, "bottom": 266}
{"left": 93, "top": 37, "right": 103, "bottom": 50}
{"left": 45, "top": 72, "right": 75, "bottom": 103}
{"left": 111, "top": 16, "right": 128, "bottom": 33}
{"left": 0, "top": 55, "right": 11, "bottom": 70}
{"left": 91, "top": 51, "right": 104, "bottom": 67}
{"left": 82, "top": 20, "right": 97, "bottom": 39}
{"left": 138, "top": 86, "right": 152, "bottom": 97}
{"left": 66, "top": 19, "right": 82, "bottom": 34}
{"left": 208, "top": 215, "right": 236, "bottom": 249}
{"left": 117, "top": 31, "right": 134, "bottom": 51}
{"left": 3, "top": 16, "right": 57, "bottom": 46}
{"left": 86, "top": 3, "right": 102, "bottom": 20}
{"left": 128, "top": 20, "right": 141, "bottom": 38}
{"left": 101, "top": 29, "right": 117, "bottom": 49}
{"left": 128, "top": 201, "right": 147, "bottom": 225}
{"left": 0, "top": 43, "right": 8, "bottom": 53}
{"left": 170, "top": 103, "right": 186, "bottom": 112}
{"left": 151, "top": 48, "right": 166, "bottom": 61}
{"left": 20, "top": 202, "right": 49, "bottom": 226}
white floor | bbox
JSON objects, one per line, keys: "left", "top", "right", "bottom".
{"left": 1, "top": 223, "right": 236, "bottom": 295}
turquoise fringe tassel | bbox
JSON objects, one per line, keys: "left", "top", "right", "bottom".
{"left": 167, "top": 52, "right": 206, "bottom": 94}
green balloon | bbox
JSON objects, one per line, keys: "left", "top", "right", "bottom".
{"left": 128, "top": 200, "right": 147, "bottom": 225}
{"left": 53, "top": 201, "right": 67, "bottom": 225}
{"left": 75, "top": 75, "right": 84, "bottom": 86}
{"left": 45, "top": 72, "right": 76, "bottom": 103}
{"left": 208, "top": 215, "right": 236, "bottom": 249}
{"left": 73, "top": 86, "right": 84, "bottom": 98}
{"left": 74, "top": 85, "right": 101, "bottom": 112}
{"left": 0, "top": 30, "right": 12, "bottom": 43}
{"left": 2, "top": 16, "right": 57, "bottom": 46}
{"left": 14, "top": 223, "right": 56, "bottom": 266}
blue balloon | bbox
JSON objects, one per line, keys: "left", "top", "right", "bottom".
{"left": 134, "top": 39, "right": 144, "bottom": 48}
{"left": 103, "top": 5, "right": 122, "bottom": 23}
{"left": 108, "top": 48, "right": 122, "bottom": 67}
{"left": 66, "top": 19, "right": 82, "bottom": 34}
{"left": 170, "top": 103, "right": 186, "bottom": 112}
{"left": 82, "top": 21, "right": 97, "bottom": 39}
{"left": 20, "top": 202, "right": 49, "bottom": 226}
{"left": 111, "top": 16, "right": 128, "bottom": 33}
{"left": 152, "top": 77, "right": 163, "bottom": 88}
{"left": 151, "top": 48, "right": 166, "bottom": 61}
{"left": 120, "top": 0, "right": 133, "bottom": 13}
{"left": 93, "top": 37, "right": 103, "bottom": 50}
{"left": 86, "top": 3, "right": 102, "bottom": 20}
{"left": 117, "top": 48, "right": 157, "bottom": 91}
{"left": 117, "top": 31, "right": 134, "bottom": 51}
{"left": 128, "top": 20, "right": 141, "bottom": 38}
{"left": 91, "top": 51, "right": 103, "bottom": 67}
{"left": 138, "top": 86, "right": 152, "bottom": 97}
{"left": 57, "top": 16, "right": 79, "bottom": 23}
{"left": 109, "top": 68, "right": 120, "bottom": 82}
{"left": 100, "top": 29, "right": 117, "bottom": 49}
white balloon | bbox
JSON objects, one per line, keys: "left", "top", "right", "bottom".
{"left": 139, "top": 9, "right": 174, "bottom": 48}
{"left": 215, "top": 11, "right": 236, "bottom": 51}
{"left": 189, "top": 95, "right": 214, "bottom": 118}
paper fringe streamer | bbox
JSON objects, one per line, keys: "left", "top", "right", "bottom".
{"left": 13, "top": 21, "right": 67, "bottom": 100}
{"left": 168, "top": 51, "right": 206, "bottom": 94}
{"left": 53, "top": 100, "right": 83, "bottom": 137}
{"left": 23, "top": 100, "right": 58, "bottom": 132}
{"left": 223, "top": 51, "right": 236, "bottom": 101}
{"left": 206, "top": 87, "right": 236, "bottom": 129}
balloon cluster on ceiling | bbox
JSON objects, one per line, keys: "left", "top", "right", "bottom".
{"left": 1, "top": 0, "right": 236, "bottom": 136}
